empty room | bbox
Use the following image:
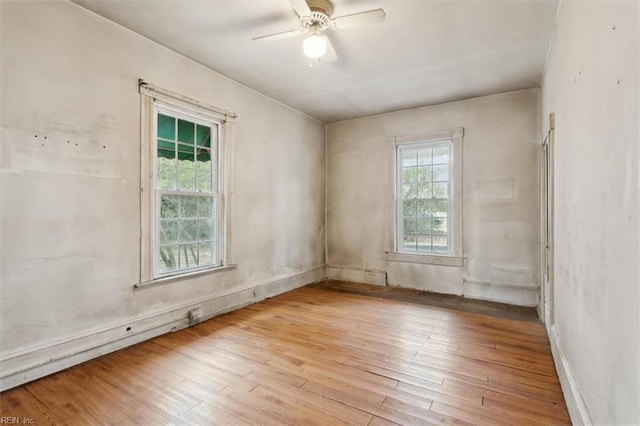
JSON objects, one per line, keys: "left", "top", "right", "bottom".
{"left": 1, "top": 0, "right": 638, "bottom": 424}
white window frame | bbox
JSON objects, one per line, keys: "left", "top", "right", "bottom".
{"left": 137, "top": 81, "right": 237, "bottom": 287}
{"left": 388, "top": 128, "right": 463, "bottom": 267}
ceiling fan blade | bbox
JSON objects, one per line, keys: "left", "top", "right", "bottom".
{"left": 319, "top": 35, "right": 338, "bottom": 63}
{"left": 331, "top": 9, "right": 386, "bottom": 30}
{"left": 290, "top": 0, "right": 312, "bottom": 18}
{"left": 252, "top": 29, "right": 304, "bottom": 42}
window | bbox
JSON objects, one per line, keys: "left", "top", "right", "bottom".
{"left": 139, "top": 81, "right": 236, "bottom": 284}
{"left": 154, "top": 105, "right": 220, "bottom": 275}
{"left": 393, "top": 128, "right": 463, "bottom": 261}
{"left": 398, "top": 141, "right": 451, "bottom": 254}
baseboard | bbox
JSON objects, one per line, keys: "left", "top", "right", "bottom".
{"left": 463, "top": 279, "right": 538, "bottom": 306}
{"left": 0, "top": 266, "right": 324, "bottom": 391}
{"left": 326, "top": 265, "right": 387, "bottom": 286}
{"left": 547, "top": 323, "right": 593, "bottom": 425}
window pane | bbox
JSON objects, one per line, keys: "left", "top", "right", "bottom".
{"left": 402, "top": 149, "right": 417, "bottom": 167}
{"left": 416, "top": 200, "right": 431, "bottom": 217}
{"left": 196, "top": 150, "right": 212, "bottom": 172}
{"left": 432, "top": 236, "right": 448, "bottom": 253}
{"left": 417, "top": 235, "right": 432, "bottom": 253}
{"left": 433, "top": 146, "right": 449, "bottom": 164}
{"left": 403, "top": 217, "right": 416, "bottom": 234}
{"left": 177, "top": 143, "right": 195, "bottom": 162}
{"left": 403, "top": 200, "right": 417, "bottom": 216}
{"left": 197, "top": 172, "right": 212, "bottom": 192}
{"left": 178, "top": 119, "right": 195, "bottom": 144}
{"left": 158, "top": 245, "right": 178, "bottom": 272}
{"left": 433, "top": 200, "right": 448, "bottom": 217}
{"left": 197, "top": 197, "right": 213, "bottom": 218}
{"left": 403, "top": 166, "right": 417, "bottom": 183}
{"left": 403, "top": 234, "right": 417, "bottom": 251}
{"left": 158, "top": 114, "right": 175, "bottom": 140}
{"left": 197, "top": 148, "right": 211, "bottom": 164}
{"left": 178, "top": 244, "right": 198, "bottom": 268}
{"left": 196, "top": 124, "right": 211, "bottom": 147}
{"left": 198, "top": 242, "right": 214, "bottom": 265}
{"left": 433, "top": 182, "right": 448, "bottom": 198}
{"left": 433, "top": 217, "right": 447, "bottom": 235}
{"left": 180, "top": 196, "right": 198, "bottom": 217}
{"left": 177, "top": 167, "right": 195, "bottom": 191}
{"left": 157, "top": 145, "right": 175, "bottom": 163}
{"left": 417, "top": 166, "right": 432, "bottom": 182}
{"left": 157, "top": 166, "right": 176, "bottom": 190}
{"left": 417, "top": 148, "right": 432, "bottom": 165}
{"left": 417, "top": 217, "right": 431, "bottom": 234}
{"left": 433, "top": 164, "right": 448, "bottom": 181}
{"left": 160, "top": 195, "right": 179, "bottom": 218}
{"left": 417, "top": 183, "right": 432, "bottom": 199}
{"left": 198, "top": 219, "right": 213, "bottom": 241}
{"left": 179, "top": 219, "right": 198, "bottom": 242}
{"left": 160, "top": 220, "right": 179, "bottom": 244}
{"left": 403, "top": 183, "right": 417, "bottom": 199}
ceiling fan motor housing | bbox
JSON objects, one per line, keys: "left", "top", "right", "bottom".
{"left": 301, "top": 0, "right": 333, "bottom": 29}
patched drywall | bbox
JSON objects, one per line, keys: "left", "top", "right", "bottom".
{"left": 326, "top": 89, "right": 540, "bottom": 306}
{"left": 540, "top": 1, "right": 639, "bottom": 424}
{"left": 0, "top": 0, "right": 325, "bottom": 388}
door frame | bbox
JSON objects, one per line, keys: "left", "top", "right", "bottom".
{"left": 540, "top": 113, "right": 555, "bottom": 325}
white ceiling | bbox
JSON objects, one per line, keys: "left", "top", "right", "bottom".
{"left": 73, "top": 0, "right": 558, "bottom": 123}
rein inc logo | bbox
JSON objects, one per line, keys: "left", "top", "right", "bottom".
{"left": 0, "top": 418, "right": 34, "bottom": 424}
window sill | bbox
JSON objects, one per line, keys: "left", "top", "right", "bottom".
{"left": 133, "top": 264, "right": 238, "bottom": 290}
{"left": 386, "top": 252, "right": 464, "bottom": 267}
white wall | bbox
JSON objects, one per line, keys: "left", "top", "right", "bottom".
{"left": 326, "top": 89, "right": 540, "bottom": 306}
{"left": 0, "top": 0, "right": 325, "bottom": 389}
{"left": 540, "top": 2, "right": 639, "bottom": 424}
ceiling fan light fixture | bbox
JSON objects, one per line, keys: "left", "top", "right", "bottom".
{"left": 303, "top": 33, "right": 327, "bottom": 58}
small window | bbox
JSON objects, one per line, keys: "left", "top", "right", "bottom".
{"left": 394, "top": 128, "right": 462, "bottom": 259}
{"left": 154, "top": 105, "right": 221, "bottom": 276}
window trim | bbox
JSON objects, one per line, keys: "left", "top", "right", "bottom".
{"left": 389, "top": 128, "right": 463, "bottom": 264}
{"left": 138, "top": 80, "right": 237, "bottom": 285}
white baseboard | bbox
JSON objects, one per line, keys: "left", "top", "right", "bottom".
{"left": 0, "top": 266, "right": 324, "bottom": 391}
{"left": 463, "top": 279, "right": 539, "bottom": 306}
{"left": 326, "top": 265, "right": 387, "bottom": 286}
{"left": 547, "top": 323, "right": 593, "bottom": 425}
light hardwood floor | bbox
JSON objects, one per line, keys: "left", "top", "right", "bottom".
{"left": 1, "top": 284, "right": 569, "bottom": 425}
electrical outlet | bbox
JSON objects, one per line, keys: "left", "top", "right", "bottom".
{"left": 188, "top": 308, "right": 202, "bottom": 325}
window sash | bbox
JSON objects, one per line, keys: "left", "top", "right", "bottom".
{"left": 397, "top": 140, "right": 453, "bottom": 255}
{"left": 155, "top": 192, "right": 222, "bottom": 275}
{"left": 152, "top": 103, "right": 224, "bottom": 278}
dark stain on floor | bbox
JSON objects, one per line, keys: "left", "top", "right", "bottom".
{"left": 311, "top": 280, "right": 540, "bottom": 323}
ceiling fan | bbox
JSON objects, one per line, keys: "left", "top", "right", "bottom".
{"left": 252, "top": 0, "right": 386, "bottom": 63}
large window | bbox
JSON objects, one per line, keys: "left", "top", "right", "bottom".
{"left": 138, "top": 81, "right": 236, "bottom": 284}
{"left": 154, "top": 104, "right": 220, "bottom": 276}
{"left": 393, "top": 128, "right": 463, "bottom": 261}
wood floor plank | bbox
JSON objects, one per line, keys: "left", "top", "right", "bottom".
{"left": 0, "top": 387, "right": 66, "bottom": 425}
{"left": 188, "top": 401, "right": 251, "bottom": 426}
{"left": 65, "top": 367, "right": 172, "bottom": 425}
{"left": 25, "top": 372, "right": 136, "bottom": 425}
{"left": 0, "top": 283, "right": 569, "bottom": 425}
{"left": 253, "top": 381, "right": 374, "bottom": 425}
{"left": 368, "top": 416, "right": 401, "bottom": 426}
{"left": 175, "top": 378, "right": 290, "bottom": 425}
